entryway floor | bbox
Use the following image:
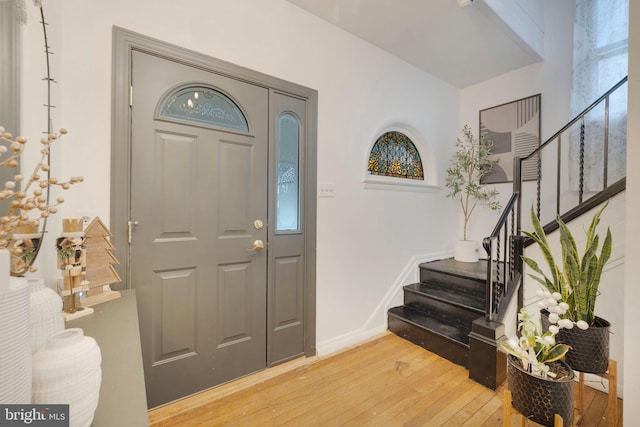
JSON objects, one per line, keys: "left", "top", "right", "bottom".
{"left": 149, "top": 333, "right": 623, "bottom": 426}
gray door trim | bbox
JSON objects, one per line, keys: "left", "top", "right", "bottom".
{"left": 111, "top": 26, "right": 317, "bottom": 358}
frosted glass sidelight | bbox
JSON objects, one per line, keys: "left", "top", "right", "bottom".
{"left": 276, "top": 113, "right": 300, "bottom": 231}
{"left": 158, "top": 85, "right": 249, "bottom": 131}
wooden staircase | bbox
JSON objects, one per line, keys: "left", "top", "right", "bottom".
{"left": 387, "top": 258, "right": 487, "bottom": 369}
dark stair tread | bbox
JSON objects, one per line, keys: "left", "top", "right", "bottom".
{"left": 419, "top": 258, "right": 487, "bottom": 282}
{"left": 388, "top": 305, "right": 471, "bottom": 345}
{"left": 405, "top": 282, "right": 485, "bottom": 313}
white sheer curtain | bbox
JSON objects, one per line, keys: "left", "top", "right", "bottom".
{"left": 570, "top": 0, "right": 628, "bottom": 192}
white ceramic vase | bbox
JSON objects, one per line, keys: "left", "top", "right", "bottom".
{"left": 30, "top": 278, "right": 64, "bottom": 352}
{"left": 32, "top": 328, "right": 102, "bottom": 427}
{"left": 0, "top": 249, "right": 32, "bottom": 403}
{"left": 454, "top": 240, "right": 479, "bottom": 262}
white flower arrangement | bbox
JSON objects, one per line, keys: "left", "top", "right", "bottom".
{"left": 536, "top": 289, "right": 589, "bottom": 331}
{"left": 499, "top": 296, "right": 572, "bottom": 379}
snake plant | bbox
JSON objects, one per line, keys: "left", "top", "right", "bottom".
{"left": 521, "top": 202, "right": 612, "bottom": 327}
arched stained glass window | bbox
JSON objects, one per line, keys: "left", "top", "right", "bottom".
{"left": 368, "top": 131, "right": 424, "bottom": 180}
{"left": 157, "top": 85, "right": 248, "bottom": 131}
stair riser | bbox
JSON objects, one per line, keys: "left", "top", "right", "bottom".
{"left": 388, "top": 315, "right": 468, "bottom": 368}
{"left": 404, "top": 291, "right": 484, "bottom": 326}
{"left": 419, "top": 268, "right": 485, "bottom": 296}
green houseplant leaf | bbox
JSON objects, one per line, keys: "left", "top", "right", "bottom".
{"left": 521, "top": 202, "right": 612, "bottom": 326}
{"left": 445, "top": 125, "right": 501, "bottom": 241}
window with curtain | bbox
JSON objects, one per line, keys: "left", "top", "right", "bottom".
{"left": 570, "top": 0, "right": 628, "bottom": 192}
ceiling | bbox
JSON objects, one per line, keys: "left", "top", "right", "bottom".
{"left": 286, "top": 0, "right": 543, "bottom": 88}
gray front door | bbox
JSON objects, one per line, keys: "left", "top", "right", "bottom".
{"left": 131, "top": 51, "right": 269, "bottom": 407}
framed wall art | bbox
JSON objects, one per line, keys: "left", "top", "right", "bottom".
{"left": 479, "top": 94, "right": 541, "bottom": 184}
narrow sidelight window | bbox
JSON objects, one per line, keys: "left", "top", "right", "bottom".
{"left": 276, "top": 112, "right": 300, "bottom": 231}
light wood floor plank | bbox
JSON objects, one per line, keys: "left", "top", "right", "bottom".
{"left": 273, "top": 338, "right": 431, "bottom": 426}
{"left": 292, "top": 346, "right": 435, "bottom": 426}
{"left": 230, "top": 335, "right": 416, "bottom": 425}
{"left": 338, "top": 351, "right": 445, "bottom": 425}
{"left": 149, "top": 332, "right": 623, "bottom": 427}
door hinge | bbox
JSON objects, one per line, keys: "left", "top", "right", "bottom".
{"left": 129, "top": 85, "right": 133, "bottom": 107}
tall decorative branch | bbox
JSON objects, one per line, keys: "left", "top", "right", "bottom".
{"left": 0, "top": 1, "right": 83, "bottom": 274}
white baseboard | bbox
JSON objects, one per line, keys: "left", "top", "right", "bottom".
{"left": 316, "top": 325, "right": 388, "bottom": 357}
{"left": 316, "top": 250, "right": 453, "bottom": 357}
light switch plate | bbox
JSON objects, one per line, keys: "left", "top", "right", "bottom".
{"left": 319, "top": 183, "right": 335, "bottom": 198}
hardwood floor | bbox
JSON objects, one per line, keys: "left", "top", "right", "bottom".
{"left": 149, "top": 333, "right": 623, "bottom": 426}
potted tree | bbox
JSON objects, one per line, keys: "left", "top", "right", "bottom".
{"left": 445, "top": 124, "right": 501, "bottom": 262}
{"left": 499, "top": 307, "right": 574, "bottom": 426}
{"left": 522, "top": 202, "right": 612, "bottom": 373}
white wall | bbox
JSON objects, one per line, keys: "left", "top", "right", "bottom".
{"left": 624, "top": 0, "right": 640, "bottom": 420}
{"left": 459, "top": 0, "right": 574, "bottom": 250}
{"left": 20, "top": 0, "right": 460, "bottom": 355}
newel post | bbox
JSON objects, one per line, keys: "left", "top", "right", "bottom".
{"left": 468, "top": 318, "right": 506, "bottom": 390}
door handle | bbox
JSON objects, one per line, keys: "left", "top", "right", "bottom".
{"left": 248, "top": 239, "right": 265, "bottom": 252}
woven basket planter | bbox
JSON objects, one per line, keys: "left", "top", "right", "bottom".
{"left": 507, "top": 354, "right": 574, "bottom": 426}
{"left": 541, "top": 310, "right": 610, "bottom": 374}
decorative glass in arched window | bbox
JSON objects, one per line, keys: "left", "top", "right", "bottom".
{"left": 157, "top": 85, "right": 249, "bottom": 131}
{"left": 367, "top": 131, "right": 424, "bottom": 180}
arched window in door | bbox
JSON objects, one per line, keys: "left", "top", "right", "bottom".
{"left": 157, "top": 85, "right": 249, "bottom": 131}
{"left": 367, "top": 131, "right": 424, "bottom": 180}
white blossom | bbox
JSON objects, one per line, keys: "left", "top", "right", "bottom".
{"left": 558, "top": 319, "right": 574, "bottom": 329}
{"left": 576, "top": 320, "right": 589, "bottom": 330}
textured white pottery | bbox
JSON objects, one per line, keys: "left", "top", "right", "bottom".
{"left": 0, "top": 249, "right": 32, "bottom": 404}
{"left": 30, "top": 278, "right": 64, "bottom": 352}
{"left": 32, "top": 328, "right": 102, "bottom": 427}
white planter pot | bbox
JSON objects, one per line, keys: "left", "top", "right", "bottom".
{"left": 454, "top": 240, "right": 479, "bottom": 262}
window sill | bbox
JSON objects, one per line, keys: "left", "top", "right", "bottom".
{"left": 362, "top": 175, "right": 441, "bottom": 193}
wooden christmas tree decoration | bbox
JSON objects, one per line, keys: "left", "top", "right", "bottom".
{"left": 57, "top": 218, "right": 93, "bottom": 321}
{"left": 82, "top": 216, "right": 121, "bottom": 306}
